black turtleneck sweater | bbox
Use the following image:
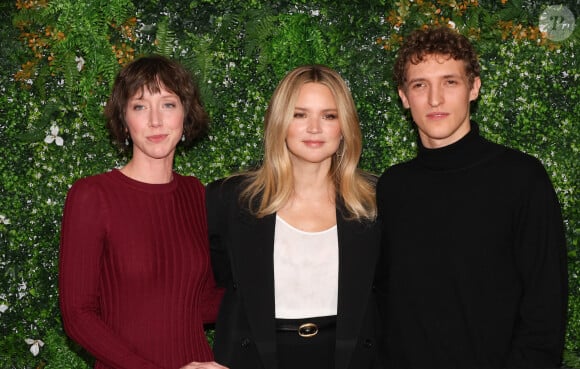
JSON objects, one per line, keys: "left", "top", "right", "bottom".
{"left": 375, "top": 122, "right": 567, "bottom": 369}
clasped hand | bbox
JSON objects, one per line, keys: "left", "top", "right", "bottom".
{"left": 180, "top": 361, "right": 228, "bottom": 369}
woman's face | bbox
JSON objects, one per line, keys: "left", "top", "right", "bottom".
{"left": 124, "top": 85, "right": 185, "bottom": 163}
{"left": 285, "top": 82, "right": 343, "bottom": 168}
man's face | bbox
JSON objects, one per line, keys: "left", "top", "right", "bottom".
{"left": 398, "top": 54, "right": 481, "bottom": 149}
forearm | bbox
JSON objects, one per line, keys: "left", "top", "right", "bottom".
{"left": 60, "top": 304, "right": 162, "bottom": 369}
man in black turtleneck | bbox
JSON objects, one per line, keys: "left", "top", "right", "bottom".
{"left": 375, "top": 27, "right": 568, "bottom": 369}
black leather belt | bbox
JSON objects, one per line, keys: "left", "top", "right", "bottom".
{"left": 276, "top": 320, "right": 336, "bottom": 338}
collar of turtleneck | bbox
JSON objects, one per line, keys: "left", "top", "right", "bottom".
{"left": 416, "top": 121, "right": 500, "bottom": 171}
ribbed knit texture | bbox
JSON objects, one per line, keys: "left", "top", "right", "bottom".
{"left": 59, "top": 169, "right": 223, "bottom": 369}
{"left": 376, "top": 122, "right": 567, "bottom": 368}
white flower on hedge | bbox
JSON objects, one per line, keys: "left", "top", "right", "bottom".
{"left": 17, "top": 281, "right": 27, "bottom": 299}
{"left": 0, "top": 214, "right": 9, "bottom": 225}
{"left": 25, "top": 338, "right": 44, "bottom": 356}
{"left": 75, "top": 56, "right": 85, "bottom": 72}
{"left": 0, "top": 303, "right": 8, "bottom": 313}
{"left": 44, "top": 125, "right": 64, "bottom": 146}
{"left": 448, "top": 21, "right": 456, "bottom": 29}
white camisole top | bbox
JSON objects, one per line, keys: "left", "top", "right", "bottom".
{"left": 273, "top": 215, "right": 339, "bottom": 319}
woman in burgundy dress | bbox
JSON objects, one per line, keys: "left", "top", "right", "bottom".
{"left": 59, "top": 55, "right": 225, "bottom": 369}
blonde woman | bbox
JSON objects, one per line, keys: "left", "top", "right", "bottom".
{"left": 207, "top": 65, "right": 382, "bottom": 369}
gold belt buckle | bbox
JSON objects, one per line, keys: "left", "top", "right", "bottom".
{"left": 298, "top": 322, "right": 318, "bottom": 337}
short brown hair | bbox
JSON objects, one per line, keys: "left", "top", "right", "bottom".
{"left": 105, "top": 55, "right": 209, "bottom": 153}
{"left": 394, "top": 27, "right": 481, "bottom": 89}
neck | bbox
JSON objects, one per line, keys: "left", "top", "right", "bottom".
{"left": 121, "top": 157, "right": 174, "bottom": 184}
{"left": 291, "top": 165, "right": 335, "bottom": 204}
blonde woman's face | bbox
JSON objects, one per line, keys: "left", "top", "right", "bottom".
{"left": 285, "top": 82, "right": 342, "bottom": 168}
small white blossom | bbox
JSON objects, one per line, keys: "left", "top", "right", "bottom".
{"left": 17, "top": 281, "right": 27, "bottom": 299}
{"left": 25, "top": 338, "right": 45, "bottom": 356}
{"left": 0, "top": 303, "right": 8, "bottom": 313}
{"left": 448, "top": 21, "right": 456, "bottom": 29}
{"left": 44, "top": 125, "right": 64, "bottom": 146}
{"left": 75, "top": 56, "right": 85, "bottom": 72}
{"left": 0, "top": 214, "right": 9, "bottom": 225}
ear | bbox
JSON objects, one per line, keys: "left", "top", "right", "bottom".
{"left": 398, "top": 87, "right": 410, "bottom": 109}
{"left": 469, "top": 77, "right": 481, "bottom": 102}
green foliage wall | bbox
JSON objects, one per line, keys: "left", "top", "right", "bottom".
{"left": 1, "top": 0, "right": 578, "bottom": 367}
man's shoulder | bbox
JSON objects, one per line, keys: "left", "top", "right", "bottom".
{"left": 377, "top": 158, "right": 417, "bottom": 181}
{"left": 475, "top": 139, "right": 555, "bottom": 195}
{"left": 490, "top": 141, "right": 547, "bottom": 175}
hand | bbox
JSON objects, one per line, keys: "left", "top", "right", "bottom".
{"left": 180, "top": 361, "right": 229, "bottom": 369}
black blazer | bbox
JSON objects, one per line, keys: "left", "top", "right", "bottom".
{"left": 206, "top": 176, "right": 382, "bottom": 369}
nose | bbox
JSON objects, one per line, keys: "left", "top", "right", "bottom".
{"left": 148, "top": 106, "right": 163, "bottom": 127}
{"left": 306, "top": 116, "right": 322, "bottom": 133}
{"left": 428, "top": 85, "right": 443, "bottom": 107}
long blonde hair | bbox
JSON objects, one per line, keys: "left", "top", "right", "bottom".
{"left": 239, "top": 65, "right": 376, "bottom": 221}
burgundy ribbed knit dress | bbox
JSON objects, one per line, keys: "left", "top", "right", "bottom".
{"left": 59, "top": 169, "right": 223, "bottom": 369}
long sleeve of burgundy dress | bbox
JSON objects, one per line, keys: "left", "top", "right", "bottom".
{"left": 59, "top": 169, "right": 223, "bottom": 369}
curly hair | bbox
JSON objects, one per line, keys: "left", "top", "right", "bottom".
{"left": 105, "top": 55, "right": 209, "bottom": 153}
{"left": 394, "top": 27, "right": 481, "bottom": 89}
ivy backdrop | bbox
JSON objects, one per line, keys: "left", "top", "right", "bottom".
{"left": 0, "top": 0, "right": 578, "bottom": 367}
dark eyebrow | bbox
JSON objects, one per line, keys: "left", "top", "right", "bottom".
{"left": 407, "top": 74, "right": 463, "bottom": 84}
{"left": 407, "top": 78, "right": 426, "bottom": 84}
